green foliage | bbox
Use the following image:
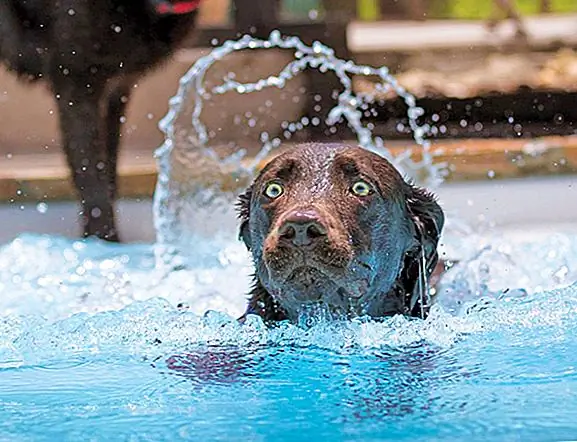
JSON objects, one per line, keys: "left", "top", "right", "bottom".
{"left": 430, "top": 0, "right": 577, "bottom": 19}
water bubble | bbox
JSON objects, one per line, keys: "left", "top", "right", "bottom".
{"left": 36, "top": 202, "right": 48, "bottom": 214}
{"left": 308, "top": 9, "right": 319, "bottom": 20}
{"left": 408, "top": 107, "right": 424, "bottom": 119}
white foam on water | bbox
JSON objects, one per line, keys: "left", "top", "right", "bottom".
{"left": 1, "top": 225, "right": 576, "bottom": 369}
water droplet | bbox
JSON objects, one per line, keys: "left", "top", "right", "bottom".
{"left": 36, "top": 202, "right": 48, "bottom": 214}
{"left": 91, "top": 207, "right": 102, "bottom": 218}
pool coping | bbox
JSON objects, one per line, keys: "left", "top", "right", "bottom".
{"left": 2, "top": 134, "right": 577, "bottom": 203}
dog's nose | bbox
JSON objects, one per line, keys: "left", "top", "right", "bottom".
{"left": 278, "top": 210, "right": 327, "bottom": 247}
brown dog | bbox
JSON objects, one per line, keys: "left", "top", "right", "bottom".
{"left": 237, "top": 143, "right": 445, "bottom": 323}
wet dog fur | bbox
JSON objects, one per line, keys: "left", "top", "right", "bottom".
{"left": 0, "top": 0, "right": 199, "bottom": 241}
{"left": 237, "top": 143, "right": 445, "bottom": 323}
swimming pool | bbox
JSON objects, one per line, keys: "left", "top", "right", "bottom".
{"left": 2, "top": 206, "right": 577, "bottom": 441}
{"left": 3, "top": 31, "right": 577, "bottom": 441}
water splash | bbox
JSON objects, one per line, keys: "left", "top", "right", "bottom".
{"left": 153, "top": 31, "right": 446, "bottom": 270}
{"left": 3, "top": 279, "right": 577, "bottom": 369}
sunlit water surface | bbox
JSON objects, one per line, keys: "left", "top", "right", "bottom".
{"left": 1, "top": 227, "right": 577, "bottom": 441}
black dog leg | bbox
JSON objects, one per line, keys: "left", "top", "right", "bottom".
{"left": 104, "top": 82, "right": 132, "bottom": 202}
{"left": 54, "top": 82, "right": 119, "bottom": 242}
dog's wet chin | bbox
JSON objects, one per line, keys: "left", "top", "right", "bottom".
{"left": 267, "top": 263, "right": 373, "bottom": 308}
{"left": 272, "top": 266, "right": 326, "bottom": 301}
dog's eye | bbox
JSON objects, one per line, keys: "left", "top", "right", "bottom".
{"left": 351, "top": 180, "right": 373, "bottom": 197}
{"left": 264, "top": 182, "right": 284, "bottom": 199}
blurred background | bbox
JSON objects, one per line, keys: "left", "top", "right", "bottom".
{"left": 1, "top": 0, "right": 576, "bottom": 242}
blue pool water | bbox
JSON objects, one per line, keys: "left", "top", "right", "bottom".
{"left": 2, "top": 229, "right": 577, "bottom": 441}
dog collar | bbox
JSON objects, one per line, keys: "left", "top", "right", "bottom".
{"left": 155, "top": 0, "right": 202, "bottom": 15}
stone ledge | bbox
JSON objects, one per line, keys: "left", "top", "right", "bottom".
{"left": 2, "top": 135, "right": 577, "bottom": 203}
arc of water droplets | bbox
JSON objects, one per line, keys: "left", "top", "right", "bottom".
{"left": 153, "top": 30, "right": 448, "bottom": 268}
{"left": 183, "top": 30, "right": 447, "bottom": 187}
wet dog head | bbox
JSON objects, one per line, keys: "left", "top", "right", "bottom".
{"left": 237, "top": 143, "right": 444, "bottom": 322}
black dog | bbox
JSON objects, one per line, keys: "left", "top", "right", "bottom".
{"left": 237, "top": 143, "right": 445, "bottom": 323}
{"left": 0, "top": 0, "right": 200, "bottom": 241}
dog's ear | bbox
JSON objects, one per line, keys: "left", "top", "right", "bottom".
{"left": 406, "top": 185, "right": 444, "bottom": 273}
{"left": 399, "top": 184, "right": 445, "bottom": 317}
{"left": 236, "top": 186, "right": 253, "bottom": 250}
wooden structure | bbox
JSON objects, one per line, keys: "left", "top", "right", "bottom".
{"left": 2, "top": 0, "right": 577, "bottom": 203}
{"left": 3, "top": 135, "right": 577, "bottom": 203}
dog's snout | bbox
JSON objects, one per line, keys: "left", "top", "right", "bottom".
{"left": 278, "top": 210, "right": 327, "bottom": 247}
